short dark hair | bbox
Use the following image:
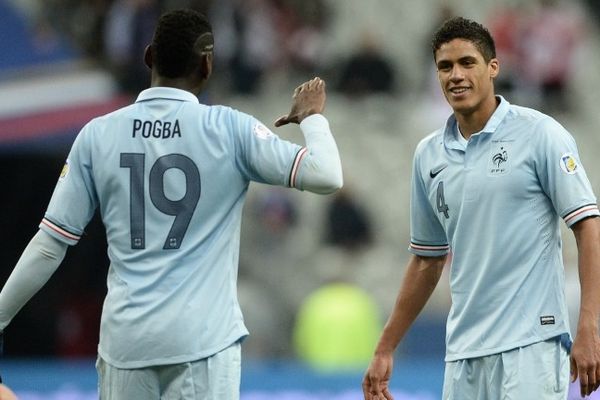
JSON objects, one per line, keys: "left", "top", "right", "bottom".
{"left": 151, "top": 9, "right": 213, "bottom": 78}
{"left": 431, "top": 17, "right": 496, "bottom": 62}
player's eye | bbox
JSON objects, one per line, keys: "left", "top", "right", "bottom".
{"left": 437, "top": 63, "right": 452, "bottom": 72}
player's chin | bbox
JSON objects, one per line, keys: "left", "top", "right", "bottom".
{"left": 447, "top": 98, "right": 476, "bottom": 115}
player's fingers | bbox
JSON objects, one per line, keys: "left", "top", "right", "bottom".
{"left": 571, "top": 357, "right": 578, "bottom": 382}
{"left": 293, "top": 85, "right": 302, "bottom": 98}
{"left": 590, "top": 367, "right": 599, "bottom": 390}
{"left": 362, "top": 376, "right": 373, "bottom": 400}
{"left": 580, "top": 372, "right": 590, "bottom": 397}
{"left": 382, "top": 387, "right": 394, "bottom": 400}
{"left": 274, "top": 115, "right": 290, "bottom": 127}
{"left": 595, "top": 368, "right": 600, "bottom": 393}
{"left": 309, "top": 77, "right": 320, "bottom": 89}
{"left": 314, "top": 77, "right": 324, "bottom": 90}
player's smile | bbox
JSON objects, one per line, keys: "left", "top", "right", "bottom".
{"left": 447, "top": 86, "right": 471, "bottom": 98}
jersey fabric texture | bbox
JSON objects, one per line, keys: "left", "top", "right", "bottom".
{"left": 39, "top": 87, "right": 310, "bottom": 368}
{"left": 409, "top": 96, "right": 600, "bottom": 362}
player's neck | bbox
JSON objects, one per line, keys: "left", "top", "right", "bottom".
{"left": 454, "top": 95, "right": 498, "bottom": 139}
{"left": 150, "top": 76, "right": 205, "bottom": 96}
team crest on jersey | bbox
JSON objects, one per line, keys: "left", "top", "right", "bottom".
{"left": 559, "top": 153, "right": 578, "bottom": 174}
{"left": 59, "top": 159, "right": 70, "bottom": 181}
{"left": 253, "top": 123, "right": 274, "bottom": 140}
{"left": 487, "top": 143, "right": 511, "bottom": 175}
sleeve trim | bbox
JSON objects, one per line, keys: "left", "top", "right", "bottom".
{"left": 563, "top": 204, "right": 600, "bottom": 225}
{"left": 40, "top": 218, "right": 81, "bottom": 241}
{"left": 288, "top": 147, "right": 308, "bottom": 188}
{"left": 409, "top": 242, "right": 450, "bottom": 252}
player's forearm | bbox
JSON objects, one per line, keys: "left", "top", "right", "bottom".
{"left": 0, "top": 230, "right": 68, "bottom": 330}
{"left": 573, "top": 217, "right": 600, "bottom": 335}
{"left": 296, "top": 114, "right": 343, "bottom": 194}
{"left": 374, "top": 255, "right": 446, "bottom": 355}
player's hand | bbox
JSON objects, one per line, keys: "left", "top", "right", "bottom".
{"left": 570, "top": 329, "right": 600, "bottom": 397}
{"left": 0, "top": 384, "right": 17, "bottom": 400}
{"left": 0, "top": 331, "right": 3, "bottom": 384}
{"left": 362, "top": 352, "right": 394, "bottom": 400}
{"left": 274, "top": 77, "right": 326, "bottom": 127}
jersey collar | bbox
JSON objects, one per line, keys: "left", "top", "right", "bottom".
{"left": 443, "top": 95, "right": 510, "bottom": 150}
{"left": 135, "top": 87, "right": 200, "bottom": 104}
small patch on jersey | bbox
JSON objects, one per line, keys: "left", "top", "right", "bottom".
{"left": 487, "top": 142, "right": 511, "bottom": 175}
{"left": 59, "top": 159, "right": 70, "bottom": 181}
{"left": 559, "top": 153, "right": 578, "bottom": 174}
{"left": 540, "top": 315, "right": 555, "bottom": 325}
{"left": 253, "top": 123, "right": 274, "bottom": 140}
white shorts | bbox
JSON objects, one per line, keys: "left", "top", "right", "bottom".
{"left": 443, "top": 337, "right": 569, "bottom": 400}
{"left": 96, "top": 341, "right": 241, "bottom": 400}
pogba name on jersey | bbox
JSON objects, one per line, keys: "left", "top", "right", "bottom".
{"left": 132, "top": 119, "right": 182, "bottom": 139}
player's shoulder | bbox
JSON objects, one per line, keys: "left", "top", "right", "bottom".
{"left": 506, "top": 103, "right": 570, "bottom": 141}
{"left": 85, "top": 103, "right": 137, "bottom": 129}
{"left": 504, "top": 103, "right": 559, "bottom": 131}
{"left": 210, "top": 103, "right": 254, "bottom": 120}
{"left": 415, "top": 127, "right": 445, "bottom": 155}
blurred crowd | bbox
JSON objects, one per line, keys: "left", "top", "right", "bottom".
{"left": 2, "top": 0, "right": 600, "bottom": 362}
{"left": 19, "top": 0, "right": 400, "bottom": 98}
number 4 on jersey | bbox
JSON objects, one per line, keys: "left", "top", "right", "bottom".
{"left": 436, "top": 181, "right": 450, "bottom": 219}
{"left": 121, "top": 153, "right": 201, "bottom": 250}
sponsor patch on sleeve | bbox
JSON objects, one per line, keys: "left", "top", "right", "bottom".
{"left": 59, "top": 159, "right": 70, "bottom": 181}
{"left": 559, "top": 153, "right": 578, "bottom": 175}
{"left": 253, "top": 123, "right": 274, "bottom": 140}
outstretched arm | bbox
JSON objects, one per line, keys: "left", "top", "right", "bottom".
{"left": 363, "top": 254, "right": 446, "bottom": 400}
{"left": 570, "top": 216, "right": 600, "bottom": 398}
{"left": 0, "top": 230, "right": 68, "bottom": 331}
{"left": 276, "top": 77, "right": 343, "bottom": 194}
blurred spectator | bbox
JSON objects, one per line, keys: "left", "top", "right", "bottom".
{"left": 419, "top": 3, "right": 456, "bottom": 127}
{"left": 325, "top": 188, "right": 373, "bottom": 250}
{"left": 584, "top": 0, "right": 600, "bottom": 24}
{"left": 56, "top": 292, "right": 102, "bottom": 357}
{"left": 517, "top": 0, "right": 585, "bottom": 113}
{"left": 487, "top": 3, "right": 522, "bottom": 99}
{"left": 104, "top": 0, "right": 159, "bottom": 95}
{"left": 68, "top": 0, "right": 111, "bottom": 58}
{"left": 275, "top": 0, "right": 331, "bottom": 74}
{"left": 252, "top": 187, "right": 297, "bottom": 252}
{"left": 336, "top": 31, "right": 397, "bottom": 97}
{"left": 210, "top": 0, "right": 281, "bottom": 94}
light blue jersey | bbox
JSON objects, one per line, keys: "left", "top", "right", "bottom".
{"left": 39, "top": 87, "right": 315, "bottom": 368}
{"left": 409, "top": 96, "right": 599, "bottom": 362}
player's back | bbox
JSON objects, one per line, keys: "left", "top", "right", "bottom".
{"left": 84, "top": 87, "right": 261, "bottom": 367}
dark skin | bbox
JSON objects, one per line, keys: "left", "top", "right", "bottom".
{"left": 143, "top": 45, "right": 327, "bottom": 127}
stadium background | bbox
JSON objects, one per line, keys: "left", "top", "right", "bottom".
{"left": 1, "top": 0, "right": 600, "bottom": 398}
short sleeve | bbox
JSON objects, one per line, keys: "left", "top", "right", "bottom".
{"left": 408, "top": 147, "right": 450, "bottom": 256}
{"left": 40, "top": 124, "right": 99, "bottom": 245}
{"left": 231, "top": 112, "right": 302, "bottom": 187}
{"left": 534, "top": 117, "right": 599, "bottom": 228}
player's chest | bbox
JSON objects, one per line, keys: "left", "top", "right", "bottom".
{"left": 425, "top": 138, "right": 537, "bottom": 221}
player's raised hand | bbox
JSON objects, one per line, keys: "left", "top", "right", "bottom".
{"left": 362, "top": 352, "right": 394, "bottom": 400}
{"left": 274, "top": 77, "right": 326, "bottom": 127}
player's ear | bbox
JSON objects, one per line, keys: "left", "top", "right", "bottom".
{"left": 144, "top": 45, "right": 153, "bottom": 69}
{"left": 489, "top": 58, "right": 499, "bottom": 79}
{"left": 200, "top": 52, "right": 213, "bottom": 80}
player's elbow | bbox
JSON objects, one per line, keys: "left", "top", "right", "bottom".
{"left": 306, "top": 172, "right": 344, "bottom": 194}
